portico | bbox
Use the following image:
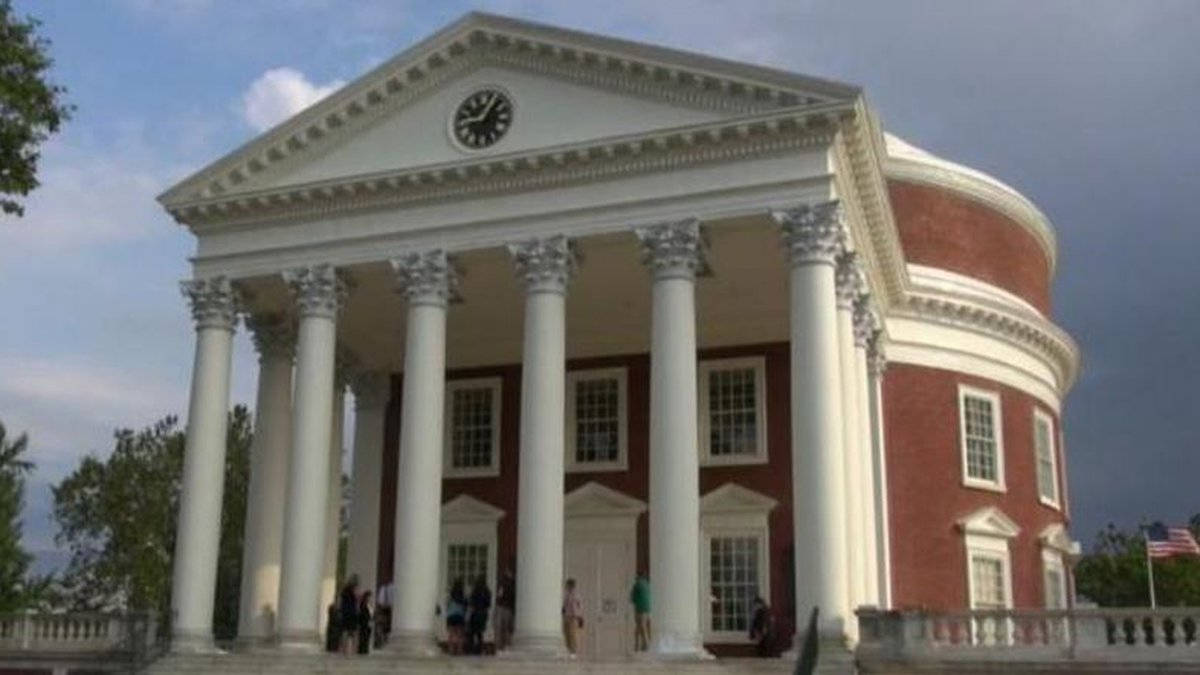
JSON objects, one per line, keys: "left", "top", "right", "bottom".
{"left": 160, "top": 11, "right": 900, "bottom": 664}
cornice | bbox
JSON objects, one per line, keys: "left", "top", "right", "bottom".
{"left": 883, "top": 154, "right": 1058, "bottom": 274}
{"left": 158, "top": 13, "right": 856, "bottom": 211}
{"left": 167, "top": 105, "right": 845, "bottom": 229}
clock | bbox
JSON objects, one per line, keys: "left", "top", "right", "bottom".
{"left": 452, "top": 89, "right": 513, "bottom": 150}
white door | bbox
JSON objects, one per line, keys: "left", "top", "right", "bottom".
{"left": 564, "top": 532, "right": 633, "bottom": 660}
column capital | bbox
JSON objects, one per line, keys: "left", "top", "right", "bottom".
{"left": 350, "top": 371, "right": 390, "bottom": 410}
{"left": 835, "top": 251, "right": 864, "bottom": 310}
{"left": 390, "top": 250, "right": 460, "bottom": 307}
{"left": 282, "top": 265, "right": 351, "bottom": 319}
{"left": 853, "top": 295, "right": 876, "bottom": 348}
{"left": 507, "top": 235, "right": 577, "bottom": 294}
{"left": 868, "top": 329, "right": 888, "bottom": 376}
{"left": 774, "top": 200, "right": 845, "bottom": 266}
{"left": 634, "top": 218, "right": 709, "bottom": 280}
{"left": 181, "top": 276, "right": 241, "bottom": 332}
{"left": 245, "top": 312, "right": 295, "bottom": 361}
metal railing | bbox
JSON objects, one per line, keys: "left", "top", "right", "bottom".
{"left": 857, "top": 607, "right": 1200, "bottom": 666}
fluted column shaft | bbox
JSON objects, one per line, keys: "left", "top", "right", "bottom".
{"left": 868, "top": 332, "right": 892, "bottom": 608}
{"left": 775, "top": 202, "right": 849, "bottom": 640}
{"left": 346, "top": 372, "right": 389, "bottom": 601}
{"left": 854, "top": 300, "right": 881, "bottom": 608}
{"left": 637, "top": 221, "right": 707, "bottom": 657}
{"left": 237, "top": 314, "right": 294, "bottom": 646}
{"left": 172, "top": 277, "right": 239, "bottom": 653}
{"left": 277, "top": 265, "right": 347, "bottom": 650}
{"left": 318, "top": 370, "right": 348, "bottom": 632}
{"left": 835, "top": 253, "right": 865, "bottom": 625}
{"left": 389, "top": 251, "right": 456, "bottom": 656}
{"left": 509, "top": 236, "right": 574, "bottom": 655}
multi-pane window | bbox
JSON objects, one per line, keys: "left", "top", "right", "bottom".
{"left": 709, "top": 536, "right": 760, "bottom": 633}
{"left": 1034, "top": 411, "right": 1059, "bottom": 506}
{"left": 1044, "top": 565, "right": 1065, "bottom": 609}
{"left": 568, "top": 370, "right": 625, "bottom": 467}
{"left": 970, "top": 555, "right": 1008, "bottom": 610}
{"left": 446, "top": 543, "right": 489, "bottom": 590}
{"left": 959, "top": 387, "right": 1004, "bottom": 488}
{"left": 700, "top": 358, "right": 767, "bottom": 465}
{"left": 445, "top": 378, "right": 501, "bottom": 476}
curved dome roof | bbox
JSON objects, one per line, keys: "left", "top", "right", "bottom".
{"left": 882, "top": 133, "right": 1057, "bottom": 271}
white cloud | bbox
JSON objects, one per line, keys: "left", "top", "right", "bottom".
{"left": 239, "top": 67, "right": 345, "bottom": 132}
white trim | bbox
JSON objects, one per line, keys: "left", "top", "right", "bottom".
{"left": 957, "top": 385, "right": 1006, "bottom": 492}
{"left": 699, "top": 483, "right": 775, "bottom": 644}
{"left": 869, "top": 368, "right": 893, "bottom": 609}
{"left": 907, "top": 264, "right": 1043, "bottom": 318}
{"left": 443, "top": 376, "right": 503, "bottom": 478}
{"left": 565, "top": 367, "right": 629, "bottom": 473}
{"left": 1033, "top": 409, "right": 1060, "bottom": 509}
{"left": 1041, "top": 549, "right": 1069, "bottom": 609}
{"left": 698, "top": 356, "right": 768, "bottom": 467}
{"left": 438, "top": 494, "right": 504, "bottom": 641}
{"left": 965, "top": 537, "right": 1013, "bottom": 611}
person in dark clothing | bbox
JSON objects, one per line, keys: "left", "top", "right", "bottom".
{"left": 466, "top": 575, "right": 493, "bottom": 655}
{"left": 357, "top": 591, "right": 373, "bottom": 655}
{"left": 748, "top": 596, "right": 778, "bottom": 657}
{"left": 325, "top": 604, "right": 340, "bottom": 652}
{"left": 494, "top": 568, "right": 515, "bottom": 652}
{"left": 339, "top": 575, "right": 360, "bottom": 655}
{"left": 445, "top": 578, "right": 467, "bottom": 655}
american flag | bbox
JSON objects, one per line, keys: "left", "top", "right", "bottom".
{"left": 1145, "top": 523, "right": 1200, "bottom": 558}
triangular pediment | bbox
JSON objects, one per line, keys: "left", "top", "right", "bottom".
{"left": 957, "top": 506, "right": 1020, "bottom": 539}
{"left": 1039, "top": 523, "right": 1082, "bottom": 556}
{"left": 564, "top": 481, "right": 647, "bottom": 517}
{"left": 158, "top": 12, "right": 858, "bottom": 211}
{"left": 700, "top": 483, "right": 778, "bottom": 515}
{"left": 442, "top": 494, "right": 505, "bottom": 523}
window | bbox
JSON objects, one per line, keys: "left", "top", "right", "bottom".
{"left": 1033, "top": 410, "right": 1059, "bottom": 507}
{"left": 958, "top": 386, "right": 1005, "bottom": 490}
{"left": 1044, "top": 560, "right": 1066, "bottom": 609}
{"left": 446, "top": 543, "right": 489, "bottom": 589}
{"left": 970, "top": 554, "right": 1008, "bottom": 610}
{"left": 700, "top": 483, "right": 776, "bottom": 643}
{"left": 444, "top": 377, "right": 502, "bottom": 477}
{"left": 699, "top": 357, "right": 768, "bottom": 465}
{"left": 566, "top": 368, "right": 628, "bottom": 472}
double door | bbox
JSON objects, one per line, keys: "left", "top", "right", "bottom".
{"left": 564, "top": 527, "right": 633, "bottom": 660}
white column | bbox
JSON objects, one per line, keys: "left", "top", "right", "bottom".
{"left": 276, "top": 265, "right": 348, "bottom": 650}
{"left": 867, "top": 331, "right": 892, "bottom": 608}
{"left": 171, "top": 277, "right": 239, "bottom": 653}
{"left": 636, "top": 220, "right": 708, "bottom": 657}
{"left": 835, "top": 253, "right": 865, "bottom": 626}
{"left": 346, "top": 372, "right": 389, "bottom": 602}
{"left": 854, "top": 297, "right": 881, "bottom": 608}
{"left": 318, "top": 352, "right": 350, "bottom": 633}
{"left": 774, "top": 202, "right": 850, "bottom": 641}
{"left": 508, "top": 236, "right": 575, "bottom": 656}
{"left": 237, "top": 314, "right": 294, "bottom": 647}
{"left": 389, "top": 250, "right": 456, "bottom": 656}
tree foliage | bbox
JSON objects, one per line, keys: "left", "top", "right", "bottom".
{"left": 0, "top": 420, "right": 41, "bottom": 611}
{"left": 0, "top": 0, "right": 73, "bottom": 216}
{"left": 1074, "top": 517, "right": 1200, "bottom": 608}
{"left": 52, "top": 407, "right": 251, "bottom": 639}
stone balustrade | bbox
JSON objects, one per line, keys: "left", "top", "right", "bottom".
{"left": 858, "top": 607, "right": 1200, "bottom": 670}
{"left": 0, "top": 611, "right": 157, "bottom": 657}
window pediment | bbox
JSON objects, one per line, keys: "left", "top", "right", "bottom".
{"left": 1039, "top": 523, "right": 1081, "bottom": 557}
{"left": 957, "top": 506, "right": 1020, "bottom": 539}
{"left": 441, "top": 493, "right": 505, "bottom": 523}
{"left": 564, "top": 481, "right": 646, "bottom": 517}
{"left": 701, "top": 483, "right": 778, "bottom": 515}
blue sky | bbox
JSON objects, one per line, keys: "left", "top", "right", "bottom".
{"left": 2, "top": 0, "right": 1198, "bottom": 564}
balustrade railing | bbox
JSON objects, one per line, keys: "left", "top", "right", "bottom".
{"left": 0, "top": 611, "right": 156, "bottom": 657}
{"left": 858, "top": 607, "right": 1200, "bottom": 665}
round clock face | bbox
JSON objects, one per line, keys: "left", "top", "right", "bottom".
{"left": 452, "top": 89, "right": 513, "bottom": 150}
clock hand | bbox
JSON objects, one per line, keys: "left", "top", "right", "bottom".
{"left": 459, "top": 93, "right": 498, "bottom": 126}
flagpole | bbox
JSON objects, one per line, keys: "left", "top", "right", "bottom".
{"left": 1143, "top": 527, "right": 1157, "bottom": 609}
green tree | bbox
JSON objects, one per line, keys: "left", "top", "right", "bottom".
{"left": 0, "top": 420, "right": 38, "bottom": 610}
{"left": 0, "top": 0, "right": 73, "bottom": 216}
{"left": 1074, "top": 518, "right": 1200, "bottom": 607}
{"left": 52, "top": 407, "right": 251, "bottom": 640}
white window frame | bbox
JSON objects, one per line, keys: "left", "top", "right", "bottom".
{"left": 699, "top": 484, "right": 776, "bottom": 644}
{"left": 1033, "top": 409, "right": 1060, "bottom": 509}
{"left": 1041, "top": 549, "right": 1068, "bottom": 609}
{"left": 957, "top": 385, "right": 1006, "bottom": 492}
{"left": 964, "top": 533, "right": 1014, "bottom": 645}
{"left": 565, "top": 367, "right": 628, "bottom": 473}
{"left": 698, "top": 356, "right": 768, "bottom": 466}
{"left": 443, "top": 376, "right": 502, "bottom": 478}
{"left": 438, "top": 495, "right": 503, "bottom": 641}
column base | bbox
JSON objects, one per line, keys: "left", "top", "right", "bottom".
{"left": 781, "top": 636, "right": 855, "bottom": 674}
{"left": 386, "top": 629, "right": 440, "bottom": 657}
{"left": 170, "top": 629, "right": 223, "bottom": 655}
{"left": 507, "top": 630, "right": 569, "bottom": 659}
{"left": 643, "top": 631, "right": 713, "bottom": 660}
{"left": 274, "top": 629, "right": 322, "bottom": 653}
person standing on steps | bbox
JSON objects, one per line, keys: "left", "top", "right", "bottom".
{"left": 445, "top": 578, "right": 467, "bottom": 655}
{"left": 494, "top": 566, "right": 516, "bottom": 652}
{"left": 466, "top": 575, "right": 492, "bottom": 655}
{"left": 338, "top": 574, "right": 360, "bottom": 655}
{"left": 629, "top": 571, "right": 651, "bottom": 651}
{"left": 357, "top": 590, "right": 373, "bottom": 655}
{"left": 562, "top": 578, "right": 583, "bottom": 656}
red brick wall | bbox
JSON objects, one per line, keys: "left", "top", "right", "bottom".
{"left": 883, "top": 362, "right": 1068, "bottom": 611}
{"left": 888, "top": 180, "right": 1052, "bottom": 314}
